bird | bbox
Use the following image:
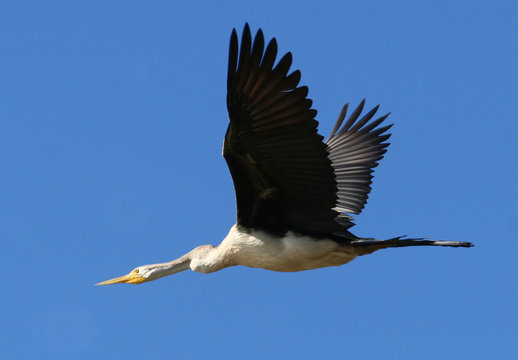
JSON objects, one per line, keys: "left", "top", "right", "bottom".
{"left": 97, "top": 24, "right": 472, "bottom": 286}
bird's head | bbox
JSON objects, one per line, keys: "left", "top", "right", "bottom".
{"left": 96, "top": 246, "right": 207, "bottom": 286}
{"left": 96, "top": 265, "right": 159, "bottom": 286}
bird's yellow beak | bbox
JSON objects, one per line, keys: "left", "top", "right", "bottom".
{"left": 95, "top": 269, "right": 146, "bottom": 285}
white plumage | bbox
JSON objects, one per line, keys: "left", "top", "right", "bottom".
{"left": 207, "top": 225, "right": 357, "bottom": 273}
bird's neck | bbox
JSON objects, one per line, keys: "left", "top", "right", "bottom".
{"left": 148, "top": 244, "right": 231, "bottom": 280}
{"left": 148, "top": 254, "right": 193, "bottom": 280}
{"left": 188, "top": 244, "right": 234, "bottom": 274}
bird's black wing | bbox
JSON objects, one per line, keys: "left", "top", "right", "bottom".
{"left": 326, "top": 100, "right": 392, "bottom": 230}
{"left": 224, "top": 24, "right": 341, "bottom": 236}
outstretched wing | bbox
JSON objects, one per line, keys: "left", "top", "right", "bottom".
{"left": 326, "top": 100, "right": 392, "bottom": 229}
{"left": 224, "top": 24, "right": 340, "bottom": 236}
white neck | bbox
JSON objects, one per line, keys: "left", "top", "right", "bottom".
{"left": 143, "top": 244, "right": 230, "bottom": 281}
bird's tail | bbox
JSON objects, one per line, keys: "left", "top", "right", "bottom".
{"left": 350, "top": 236, "right": 473, "bottom": 255}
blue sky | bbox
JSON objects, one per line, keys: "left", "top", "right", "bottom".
{"left": 2, "top": 1, "right": 517, "bottom": 359}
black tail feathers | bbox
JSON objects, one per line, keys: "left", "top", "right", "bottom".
{"left": 351, "top": 236, "right": 473, "bottom": 255}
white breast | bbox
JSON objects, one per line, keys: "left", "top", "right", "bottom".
{"left": 219, "top": 225, "right": 357, "bottom": 272}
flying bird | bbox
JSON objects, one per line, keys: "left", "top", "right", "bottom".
{"left": 97, "top": 24, "right": 472, "bottom": 286}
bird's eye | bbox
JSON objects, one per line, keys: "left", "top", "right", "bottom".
{"left": 134, "top": 268, "right": 140, "bottom": 274}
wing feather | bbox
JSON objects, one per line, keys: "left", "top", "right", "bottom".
{"left": 326, "top": 102, "right": 392, "bottom": 219}
{"left": 224, "top": 24, "right": 339, "bottom": 235}
{"left": 224, "top": 24, "right": 393, "bottom": 238}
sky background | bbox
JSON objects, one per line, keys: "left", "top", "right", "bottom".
{"left": 2, "top": 1, "right": 517, "bottom": 359}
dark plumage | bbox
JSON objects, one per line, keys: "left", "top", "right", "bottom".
{"left": 225, "top": 24, "right": 391, "bottom": 241}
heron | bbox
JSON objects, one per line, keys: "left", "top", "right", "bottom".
{"left": 97, "top": 24, "right": 472, "bottom": 286}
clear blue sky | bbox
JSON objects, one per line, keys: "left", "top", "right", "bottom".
{"left": 2, "top": 1, "right": 517, "bottom": 359}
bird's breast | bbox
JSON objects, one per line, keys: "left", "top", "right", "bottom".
{"left": 219, "top": 225, "right": 357, "bottom": 272}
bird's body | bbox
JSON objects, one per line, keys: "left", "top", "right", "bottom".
{"left": 97, "top": 24, "right": 472, "bottom": 286}
{"left": 196, "top": 225, "right": 357, "bottom": 273}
